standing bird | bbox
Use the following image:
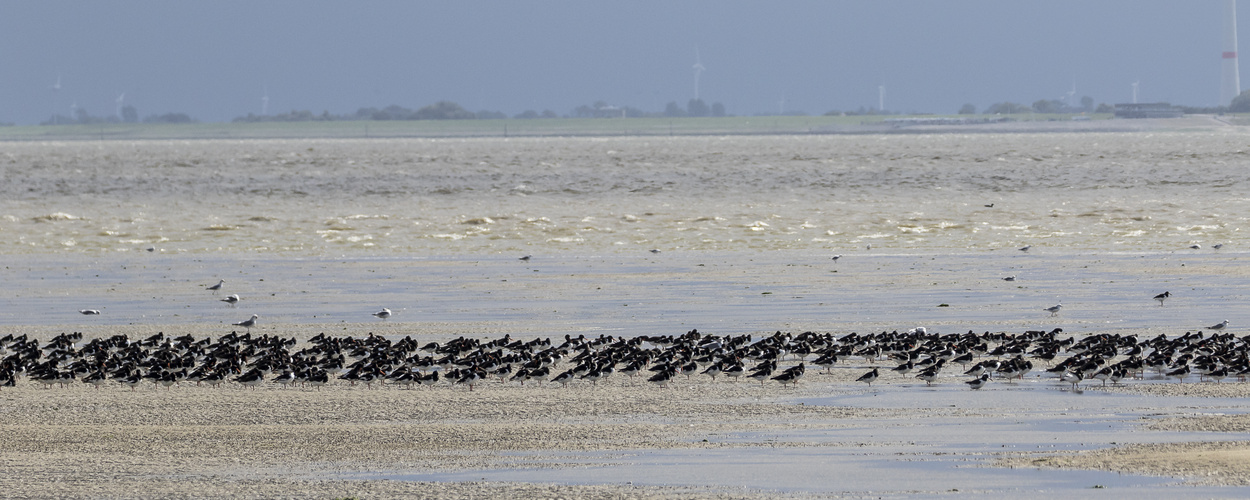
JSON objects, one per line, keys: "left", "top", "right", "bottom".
{"left": 1044, "top": 303, "right": 1063, "bottom": 316}
{"left": 372, "top": 308, "right": 392, "bottom": 320}
{"left": 1165, "top": 364, "right": 1191, "bottom": 382}
{"left": 1207, "top": 320, "right": 1229, "bottom": 331}
{"left": 1018, "top": 245, "right": 1032, "bottom": 252}
{"left": 1153, "top": 291, "right": 1170, "bottom": 306}
{"left": 232, "top": 314, "right": 259, "bottom": 331}
{"left": 831, "top": 255, "right": 842, "bottom": 262}
{"left": 965, "top": 374, "right": 990, "bottom": 390}
{"left": 1060, "top": 370, "right": 1084, "bottom": 390}
{"left": 207, "top": 279, "right": 225, "bottom": 293}
{"left": 856, "top": 368, "right": 879, "bottom": 387}
{"left": 221, "top": 294, "right": 240, "bottom": 306}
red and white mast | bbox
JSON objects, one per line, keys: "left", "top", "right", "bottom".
{"left": 1222, "top": 0, "right": 1242, "bottom": 105}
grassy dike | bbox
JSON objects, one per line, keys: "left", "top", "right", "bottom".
{"left": 0, "top": 113, "right": 1115, "bottom": 141}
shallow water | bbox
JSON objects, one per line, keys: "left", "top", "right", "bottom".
{"left": 3, "top": 251, "right": 1248, "bottom": 332}
{"left": 370, "top": 449, "right": 1184, "bottom": 498}
{"left": 360, "top": 382, "right": 1250, "bottom": 498}
{"left": 3, "top": 132, "right": 1250, "bottom": 256}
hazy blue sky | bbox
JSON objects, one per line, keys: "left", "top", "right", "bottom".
{"left": 0, "top": 1, "right": 1238, "bottom": 124}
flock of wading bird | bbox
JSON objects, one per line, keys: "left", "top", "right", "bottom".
{"left": 1, "top": 322, "right": 1247, "bottom": 392}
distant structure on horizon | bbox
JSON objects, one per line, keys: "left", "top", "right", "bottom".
{"left": 1114, "top": 102, "right": 1183, "bottom": 119}
{"left": 1222, "top": 0, "right": 1241, "bottom": 106}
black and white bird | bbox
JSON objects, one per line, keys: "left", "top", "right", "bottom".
{"left": 647, "top": 369, "right": 674, "bottom": 388}
{"left": 372, "top": 308, "right": 392, "bottom": 320}
{"left": 915, "top": 367, "right": 941, "bottom": 386}
{"left": 1018, "top": 245, "right": 1031, "bottom": 252}
{"left": 234, "top": 369, "right": 264, "bottom": 389}
{"left": 1166, "top": 364, "right": 1191, "bottom": 382}
{"left": 891, "top": 360, "right": 915, "bottom": 376}
{"left": 1153, "top": 291, "right": 1170, "bottom": 306}
{"left": 207, "top": 279, "right": 225, "bottom": 293}
{"left": 221, "top": 294, "right": 240, "bottom": 306}
{"left": 831, "top": 254, "right": 842, "bottom": 262}
{"left": 856, "top": 368, "right": 879, "bottom": 387}
{"left": 79, "top": 309, "right": 101, "bottom": 315}
{"left": 771, "top": 365, "right": 804, "bottom": 387}
{"left": 232, "top": 314, "right": 259, "bottom": 331}
{"left": 1059, "top": 370, "right": 1083, "bottom": 390}
{"left": 1002, "top": 276, "right": 1016, "bottom": 281}
{"left": 965, "top": 374, "right": 990, "bottom": 390}
{"left": 1044, "top": 303, "right": 1063, "bottom": 316}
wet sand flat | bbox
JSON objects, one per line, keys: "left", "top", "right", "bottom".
{"left": 5, "top": 131, "right": 1250, "bottom": 498}
{"left": 4, "top": 249, "right": 1250, "bottom": 498}
{"left": 6, "top": 322, "right": 1250, "bottom": 498}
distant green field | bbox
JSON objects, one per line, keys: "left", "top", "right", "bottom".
{"left": 0, "top": 113, "right": 1114, "bottom": 141}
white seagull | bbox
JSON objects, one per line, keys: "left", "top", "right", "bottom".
{"left": 372, "top": 308, "right": 392, "bottom": 320}
{"left": 221, "top": 294, "right": 240, "bottom": 306}
{"left": 233, "top": 314, "right": 259, "bottom": 331}
{"left": 79, "top": 309, "right": 101, "bottom": 315}
{"left": 207, "top": 279, "right": 225, "bottom": 293}
{"left": 1207, "top": 320, "right": 1229, "bottom": 331}
{"left": 1044, "top": 303, "right": 1063, "bottom": 316}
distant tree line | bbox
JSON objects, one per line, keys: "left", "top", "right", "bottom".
{"left": 41, "top": 105, "right": 195, "bottom": 125}
{"left": 1206, "top": 89, "right": 1250, "bottom": 113}
{"left": 233, "top": 101, "right": 488, "bottom": 123}
{"left": 947, "top": 96, "right": 1111, "bottom": 116}
{"left": 823, "top": 107, "right": 900, "bottom": 117}
{"left": 231, "top": 98, "right": 729, "bottom": 123}
{"left": 664, "top": 99, "right": 726, "bottom": 117}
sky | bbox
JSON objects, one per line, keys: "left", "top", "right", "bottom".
{"left": 0, "top": 1, "right": 1239, "bottom": 124}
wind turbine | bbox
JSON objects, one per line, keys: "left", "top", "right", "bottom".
{"left": 1222, "top": 0, "right": 1241, "bottom": 106}
{"left": 261, "top": 84, "right": 270, "bottom": 115}
{"left": 692, "top": 48, "right": 706, "bottom": 101}
{"left": 50, "top": 75, "right": 62, "bottom": 124}
{"left": 878, "top": 85, "right": 885, "bottom": 112}
{"left": 1131, "top": 81, "right": 1140, "bottom": 104}
{"left": 115, "top": 93, "right": 125, "bottom": 120}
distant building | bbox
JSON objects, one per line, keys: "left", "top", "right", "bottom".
{"left": 1114, "top": 103, "right": 1183, "bottom": 119}
{"left": 882, "top": 116, "right": 1009, "bottom": 127}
